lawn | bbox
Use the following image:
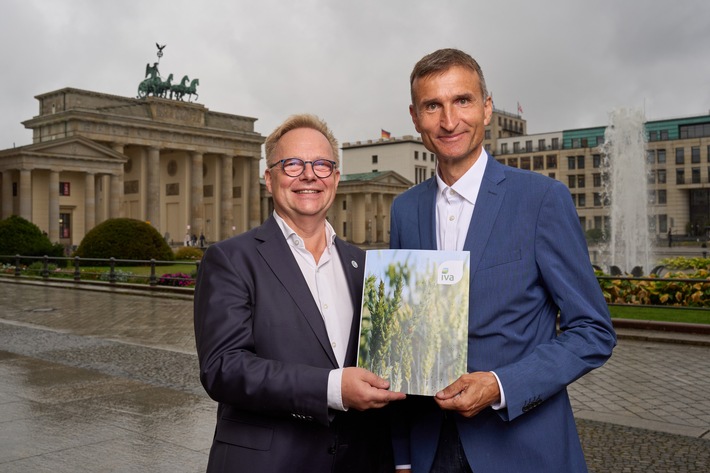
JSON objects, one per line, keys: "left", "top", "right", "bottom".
{"left": 609, "top": 305, "right": 710, "bottom": 325}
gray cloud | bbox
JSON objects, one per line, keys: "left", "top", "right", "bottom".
{"left": 1, "top": 0, "right": 708, "bottom": 157}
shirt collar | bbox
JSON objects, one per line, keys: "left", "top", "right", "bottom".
{"left": 435, "top": 149, "right": 488, "bottom": 204}
{"left": 272, "top": 211, "right": 336, "bottom": 248}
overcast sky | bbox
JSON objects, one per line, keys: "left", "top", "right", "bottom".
{"left": 2, "top": 0, "right": 709, "bottom": 168}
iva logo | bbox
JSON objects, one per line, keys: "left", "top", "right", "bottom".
{"left": 437, "top": 260, "right": 464, "bottom": 285}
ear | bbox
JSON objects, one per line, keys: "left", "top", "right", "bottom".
{"left": 265, "top": 168, "right": 273, "bottom": 194}
{"left": 483, "top": 96, "right": 493, "bottom": 126}
{"left": 409, "top": 104, "right": 421, "bottom": 133}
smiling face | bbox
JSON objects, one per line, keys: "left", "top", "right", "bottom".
{"left": 410, "top": 65, "right": 492, "bottom": 184}
{"left": 265, "top": 127, "right": 340, "bottom": 230}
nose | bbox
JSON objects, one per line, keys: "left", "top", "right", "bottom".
{"left": 299, "top": 161, "right": 318, "bottom": 180}
{"left": 440, "top": 104, "right": 457, "bottom": 131}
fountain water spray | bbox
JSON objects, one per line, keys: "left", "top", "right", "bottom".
{"left": 601, "top": 108, "right": 654, "bottom": 275}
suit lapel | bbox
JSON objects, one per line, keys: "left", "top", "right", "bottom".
{"left": 256, "top": 217, "right": 338, "bottom": 367}
{"left": 464, "top": 158, "right": 507, "bottom": 273}
{"left": 336, "top": 239, "right": 365, "bottom": 367}
{"left": 418, "top": 179, "right": 438, "bottom": 250}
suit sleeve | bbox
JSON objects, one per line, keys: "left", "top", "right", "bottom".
{"left": 493, "top": 181, "right": 616, "bottom": 421}
{"left": 193, "top": 243, "right": 332, "bottom": 425}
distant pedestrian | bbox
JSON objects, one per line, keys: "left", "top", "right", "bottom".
{"left": 191, "top": 233, "right": 197, "bottom": 247}
{"left": 199, "top": 232, "right": 205, "bottom": 248}
{"left": 668, "top": 228, "right": 673, "bottom": 248}
{"left": 184, "top": 232, "right": 191, "bottom": 247}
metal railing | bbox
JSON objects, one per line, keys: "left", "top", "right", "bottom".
{"left": 0, "top": 254, "right": 199, "bottom": 287}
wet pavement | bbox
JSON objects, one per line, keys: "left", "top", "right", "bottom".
{"left": 0, "top": 278, "right": 708, "bottom": 472}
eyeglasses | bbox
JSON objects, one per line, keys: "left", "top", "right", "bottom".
{"left": 268, "top": 158, "right": 337, "bottom": 178}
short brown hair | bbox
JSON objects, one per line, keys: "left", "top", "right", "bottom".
{"left": 410, "top": 48, "right": 489, "bottom": 104}
{"left": 264, "top": 114, "right": 339, "bottom": 165}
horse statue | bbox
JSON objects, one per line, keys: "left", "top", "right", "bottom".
{"left": 170, "top": 75, "right": 190, "bottom": 101}
{"left": 184, "top": 78, "right": 200, "bottom": 102}
{"left": 156, "top": 73, "right": 174, "bottom": 99}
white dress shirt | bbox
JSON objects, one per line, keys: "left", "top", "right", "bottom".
{"left": 273, "top": 212, "right": 353, "bottom": 411}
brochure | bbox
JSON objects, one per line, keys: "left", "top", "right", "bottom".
{"left": 357, "top": 249, "right": 470, "bottom": 396}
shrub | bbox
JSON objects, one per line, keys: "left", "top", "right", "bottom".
{"left": 75, "top": 218, "right": 174, "bottom": 262}
{"left": 174, "top": 246, "right": 204, "bottom": 261}
{"left": 0, "top": 215, "right": 64, "bottom": 262}
{"left": 157, "top": 272, "right": 195, "bottom": 287}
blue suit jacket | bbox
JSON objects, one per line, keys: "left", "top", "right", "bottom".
{"left": 389, "top": 157, "right": 616, "bottom": 473}
{"left": 194, "top": 216, "right": 392, "bottom": 472}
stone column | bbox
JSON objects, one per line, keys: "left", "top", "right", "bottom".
{"left": 376, "top": 193, "right": 385, "bottom": 242}
{"left": 111, "top": 143, "right": 126, "bottom": 218}
{"left": 85, "top": 173, "right": 96, "bottom": 232}
{"left": 248, "top": 156, "right": 261, "bottom": 229}
{"left": 1, "top": 171, "right": 12, "bottom": 219}
{"left": 147, "top": 146, "right": 161, "bottom": 228}
{"left": 364, "top": 193, "right": 373, "bottom": 244}
{"left": 190, "top": 151, "right": 204, "bottom": 235}
{"left": 345, "top": 194, "right": 353, "bottom": 242}
{"left": 48, "top": 170, "right": 60, "bottom": 242}
{"left": 19, "top": 169, "right": 31, "bottom": 221}
{"left": 220, "top": 154, "right": 234, "bottom": 240}
{"left": 109, "top": 174, "right": 121, "bottom": 219}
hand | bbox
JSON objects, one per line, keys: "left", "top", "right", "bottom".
{"left": 341, "top": 367, "right": 406, "bottom": 411}
{"left": 434, "top": 371, "right": 500, "bottom": 418}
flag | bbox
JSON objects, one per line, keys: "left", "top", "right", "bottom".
{"left": 381, "top": 129, "right": 391, "bottom": 139}
{"left": 517, "top": 102, "right": 524, "bottom": 115}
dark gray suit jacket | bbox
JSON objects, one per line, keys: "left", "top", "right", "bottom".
{"left": 194, "top": 216, "right": 392, "bottom": 473}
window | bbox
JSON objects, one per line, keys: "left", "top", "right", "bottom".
{"left": 525, "top": 140, "right": 533, "bottom": 152}
{"left": 648, "top": 190, "right": 656, "bottom": 204}
{"left": 59, "top": 212, "right": 71, "bottom": 239}
{"left": 658, "top": 189, "right": 667, "bottom": 204}
{"left": 415, "top": 166, "right": 427, "bottom": 184}
{"left": 675, "top": 148, "right": 685, "bottom": 164}
{"left": 372, "top": 155, "right": 378, "bottom": 164}
{"left": 577, "top": 156, "right": 585, "bottom": 169}
{"left": 520, "top": 157, "right": 530, "bottom": 170}
{"left": 485, "top": 130, "right": 491, "bottom": 139}
{"left": 692, "top": 146, "right": 700, "bottom": 164}
{"left": 577, "top": 176, "right": 585, "bottom": 188}
{"left": 577, "top": 193, "right": 586, "bottom": 207}
{"left": 657, "top": 169, "right": 666, "bottom": 183}
{"left": 551, "top": 138, "right": 559, "bottom": 150}
{"left": 593, "top": 173, "right": 601, "bottom": 187}
{"left": 647, "top": 170, "right": 656, "bottom": 184}
{"left": 658, "top": 214, "right": 668, "bottom": 233}
{"left": 692, "top": 167, "right": 701, "bottom": 184}
{"left": 568, "top": 176, "right": 576, "bottom": 188}
{"left": 538, "top": 139, "right": 546, "bottom": 150}
{"left": 594, "top": 216, "right": 602, "bottom": 229}
{"left": 593, "top": 192, "right": 602, "bottom": 206}
{"left": 508, "top": 157, "right": 518, "bottom": 168}
{"left": 59, "top": 182, "right": 71, "bottom": 196}
{"left": 533, "top": 156, "right": 544, "bottom": 170}
{"left": 657, "top": 149, "right": 666, "bottom": 163}
{"left": 660, "top": 130, "right": 669, "bottom": 140}
{"left": 647, "top": 150, "right": 656, "bottom": 164}
{"left": 414, "top": 151, "right": 419, "bottom": 160}
{"left": 572, "top": 138, "right": 581, "bottom": 148}
{"left": 707, "top": 145, "right": 710, "bottom": 162}
{"left": 431, "top": 153, "right": 435, "bottom": 162}
{"left": 422, "top": 152, "right": 427, "bottom": 161}
{"left": 546, "top": 155, "right": 557, "bottom": 169}
{"left": 342, "top": 200, "right": 347, "bottom": 210}
{"left": 548, "top": 172, "right": 556, "bottom": 179}
{"left": 567, "top": 156, "right": 576, "bottom": 170}
{"left": 676, "top": 168, "right": 685, "bottom": 184}
{"left": 649, "top": 131, "right": 658, "bottom": 141}
{"left": 501, "top": 143, "right": 508, "bottom": 154}
{"left": 513, "top": 142, "right": 520, "bottom": 152}
{"left": 593, "top": 154, "right": 601, "bottom": 168}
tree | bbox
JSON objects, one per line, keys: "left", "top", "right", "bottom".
{"left": 0, "top": 215, "right": 64, "bottom": 262}
{"left": 74, "top": 218, "right": 174, "bottom": 261}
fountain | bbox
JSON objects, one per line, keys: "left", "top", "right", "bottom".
{"left": 600, "top": 108, "right": 654, "bottom": 275}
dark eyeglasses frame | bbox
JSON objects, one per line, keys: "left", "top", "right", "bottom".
{"left": 268, "top": 158, "right": 338, "bottom": 178}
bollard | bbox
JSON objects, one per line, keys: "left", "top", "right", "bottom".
{"left": 149, "top": 259, "right": 157, "bottom": 286}
{"left": 109, "top": 257, "right": 116, "bottom": 283}
{"left": 74, "top": 256, "right": 81, "bottom": 282}
{"left": 42, "top": 255, "right": 50, "bottom": 279}
{"left": 14, "top": 255, "right": 21, "bottom": 277}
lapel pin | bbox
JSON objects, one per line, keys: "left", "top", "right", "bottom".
{"left": 351, "top": 260, "right": 358, "bottom": 268}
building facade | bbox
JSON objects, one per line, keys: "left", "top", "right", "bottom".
{"left": 342, "top": 136, "right": 436, "bottom": 185}
{"left": 0, "top": 88, "right": 264, "bottom": 246}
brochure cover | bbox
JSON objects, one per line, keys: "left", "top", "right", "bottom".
{"left": 357, "top": 249, "right": 470, "bottom": 396}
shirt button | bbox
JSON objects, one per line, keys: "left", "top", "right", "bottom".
{"left": 294, "top": 239, "right": 301, "bottom": 246}
{"left": 448, "top": 215, "right": 455, "bottom": 221}
{"left": 323, "top": 304, "right": 329, "bottom": 310}
{"left": 331, "top": 342, "right": 337, "bottom": 348}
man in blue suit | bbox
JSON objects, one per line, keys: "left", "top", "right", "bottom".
{"left": 195, "top": 114, "right": 405, "bottom": 472}
{"left": 389, "top": 48, "right": 617, "bottom": 473}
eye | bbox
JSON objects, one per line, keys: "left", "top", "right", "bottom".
{"left": 424, "top": 102, "right": 439, "bottom": 112}
{"left": 282, "top": 158, "right": 303, "bottom": 170}
{"left": 457, "top": 98, "right": 470, "bottom": 106}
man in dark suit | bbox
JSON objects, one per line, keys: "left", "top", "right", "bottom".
{"left": 389, "top": 48, "right": 617, "bottom": 473}
{"left": 195, "top": 114, "right": 405, "bottom": 472}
